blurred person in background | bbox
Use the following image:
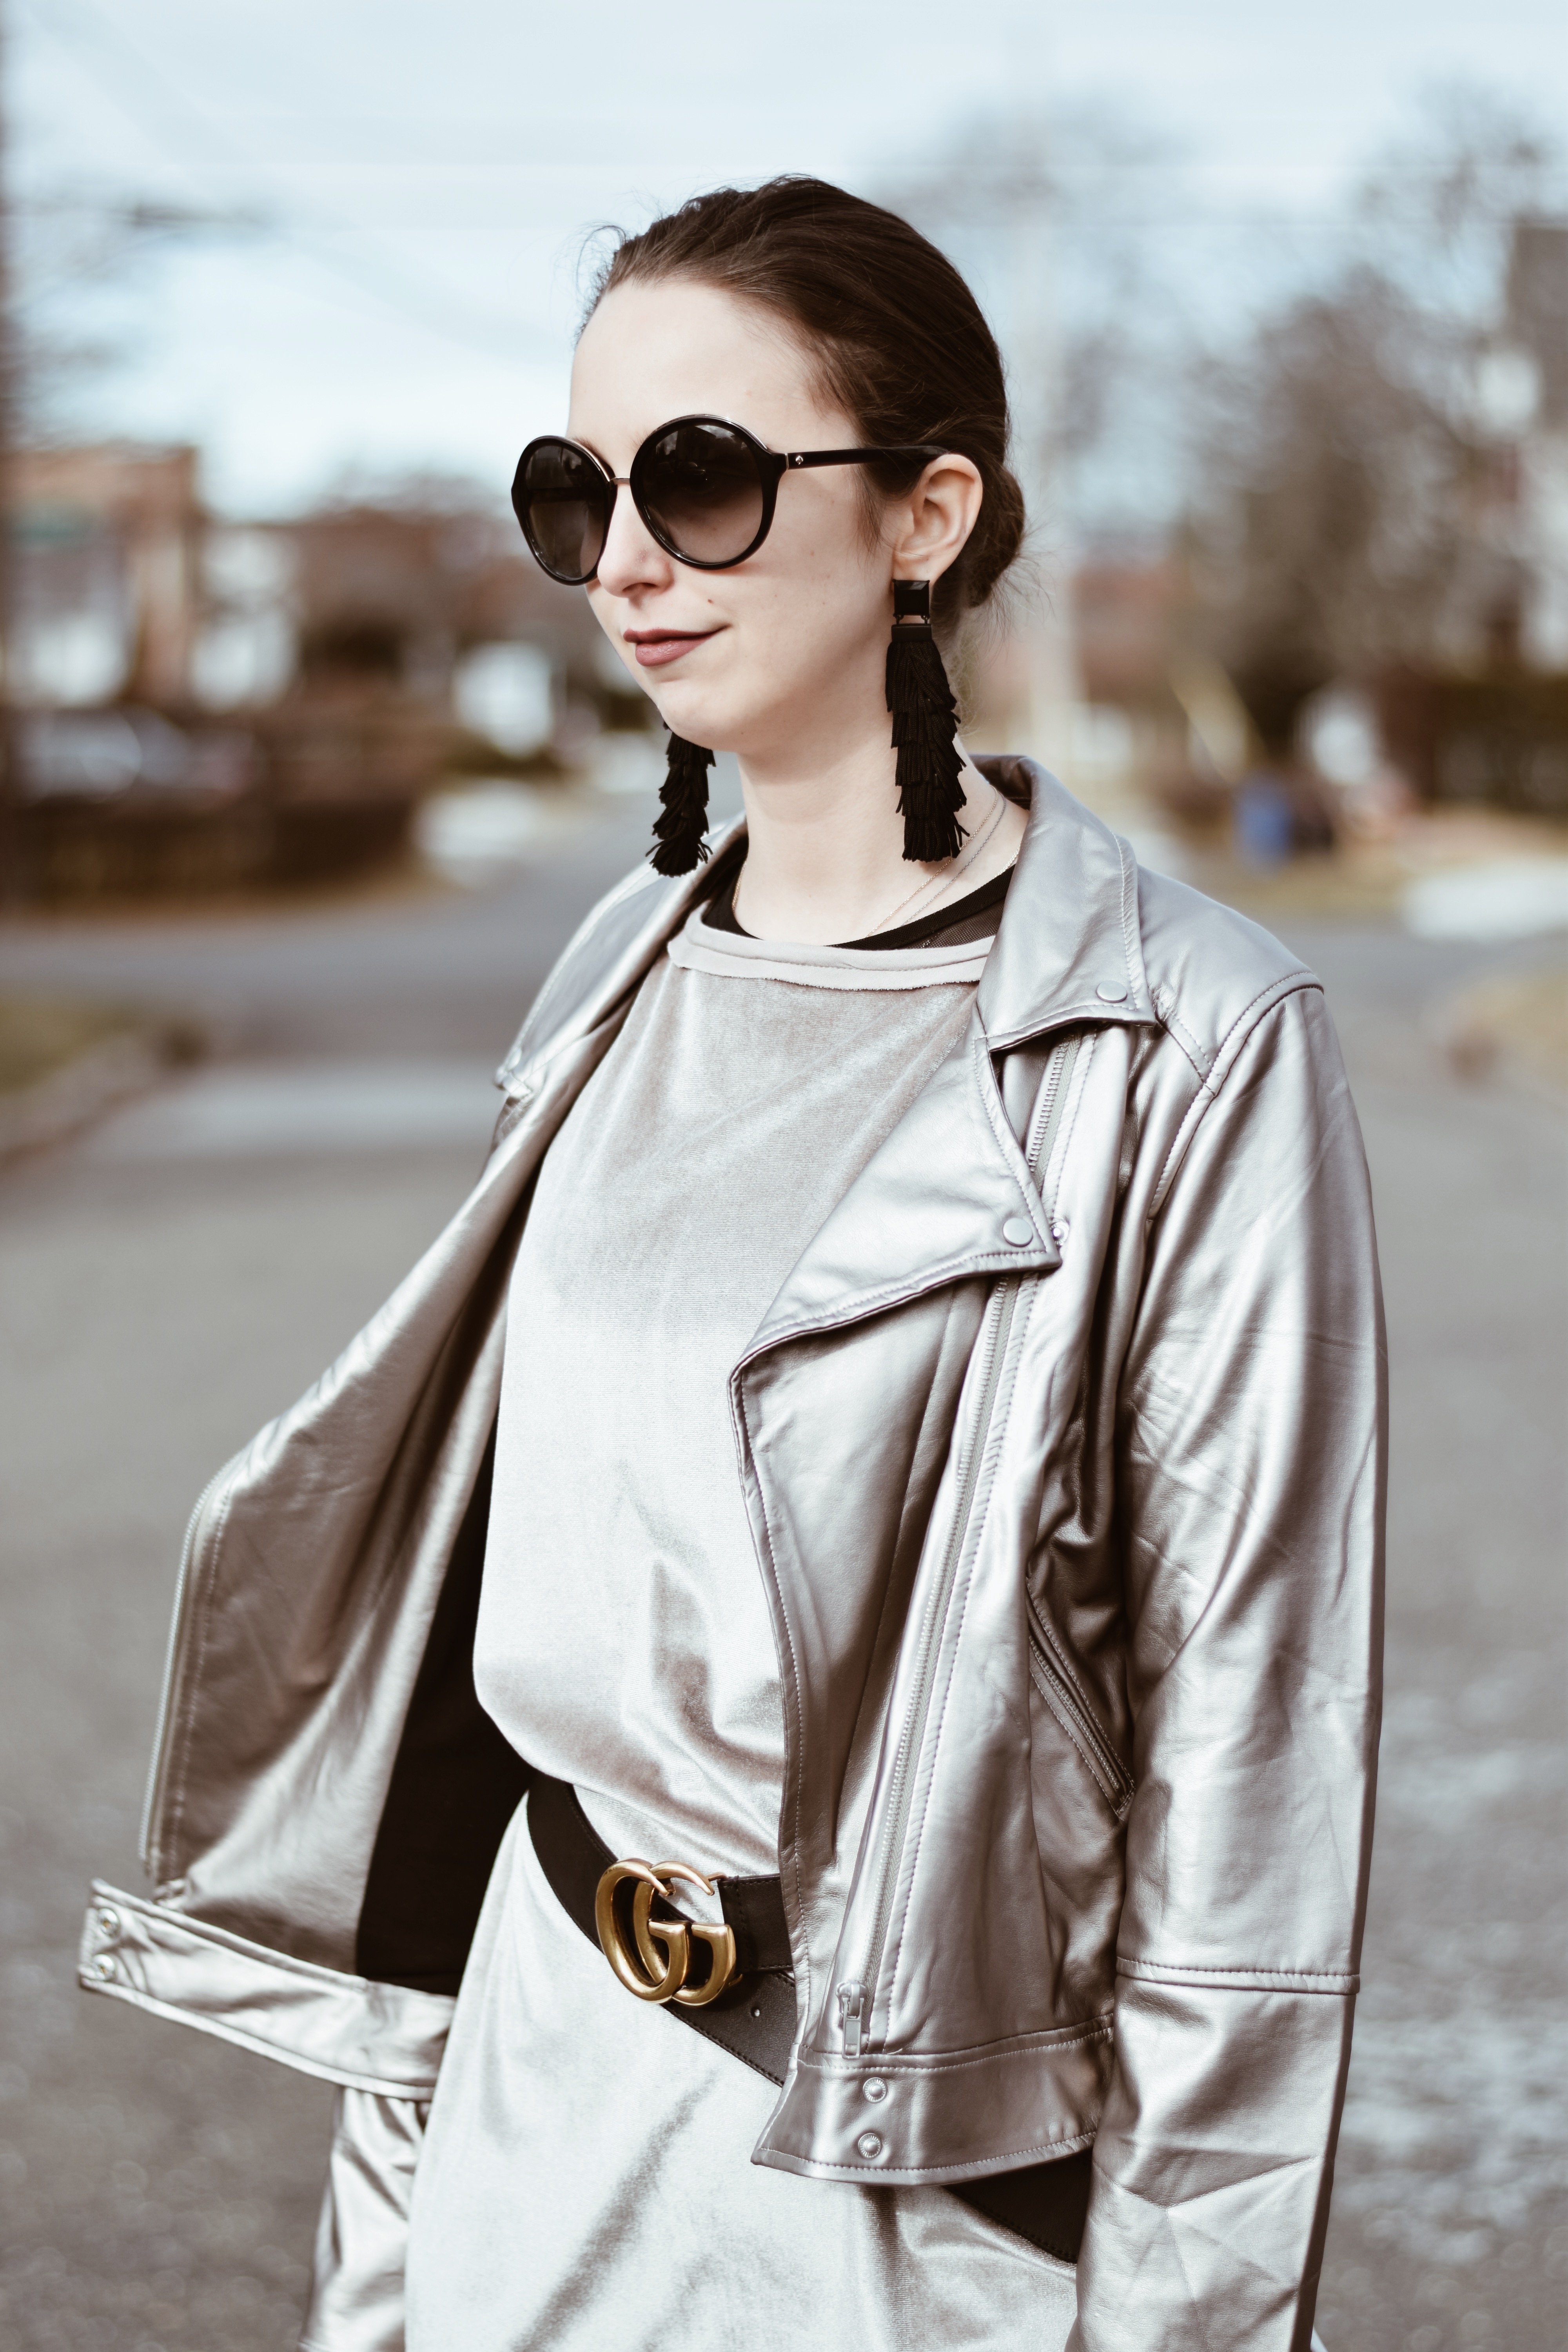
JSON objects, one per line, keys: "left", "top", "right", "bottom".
{"left": 82, "top": 180, "right": 1384, "bottom": 2352}
{"left": 1234, "top": 762, "right": 1338, "bottom": 871}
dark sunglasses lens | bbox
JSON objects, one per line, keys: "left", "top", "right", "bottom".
{"left": 637, "top": 422, "right": 765, "bottom": 564}
{"left": 514, "top": 441, "right": 610, "bottom": 582}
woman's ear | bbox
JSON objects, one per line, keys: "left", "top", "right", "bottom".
{"left": 893, "top": 454, "right": 983, "bottom": 587}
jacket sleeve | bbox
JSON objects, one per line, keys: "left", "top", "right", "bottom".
{"left": 1072, "top": 985, "right": 1385, "bottom": 2352}
{"left": 302, "top": 2088, "right": 428, "bottom": 2352}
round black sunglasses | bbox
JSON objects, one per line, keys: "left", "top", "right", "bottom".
{"left": 512, "top": 413, "right": 944, "bottom": 586}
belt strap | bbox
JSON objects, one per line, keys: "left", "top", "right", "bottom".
{"left": 526, "top": 1773, "right": 1090, "bottom": 2264}
{"left": 528, "top": 1772, "right": 800, "bottom": 2083}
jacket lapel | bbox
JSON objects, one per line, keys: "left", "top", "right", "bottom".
{"left": 741, "top": 763, "right": 1160, "bottom": 1353}
{"left": 743, "top": 1023, "right": 1060, "bottom": 1355}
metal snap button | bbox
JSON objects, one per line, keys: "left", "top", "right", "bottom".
{"left": 95, "top": 1908, "right": 120, "bottom": 1940}
{"left": 856, "top": 2131, "right": 884, "bottom": 2160}
{"left": 1050, "top": 1220, "right": 1070, "bottom": 1246}
{"left": 1095, "top": 982, "right": 1128, "bottom": 1003}
{"left": 91, "top": 1954, "right": 117, "bottom": 1982}
{"left": 1002, "top": 1216, "right": 1034, "bottom": 1247}
{"left": 863, "top": 2078, "right": 887, "bottom": 2103}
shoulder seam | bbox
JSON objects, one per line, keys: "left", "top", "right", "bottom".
{"left": 1148, "top": 971, "right": 1321, "bottom": 1218}
{"left": 1151, "top": 991, "right": 1207, "bottom": 1081}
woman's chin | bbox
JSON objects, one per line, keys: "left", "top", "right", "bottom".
{"left": 649, "top": 690, "right": 735, "bottom": 753}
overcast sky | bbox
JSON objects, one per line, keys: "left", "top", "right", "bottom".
{"left": 12, "top": 0, "right": 1568, "bottom": 515}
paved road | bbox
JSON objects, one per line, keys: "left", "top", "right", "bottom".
{"left": 0, "top": 823, "right": 1563, "bottom": 2352}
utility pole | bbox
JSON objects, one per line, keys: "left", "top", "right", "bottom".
{"left": 0, "top": 0, "right": 20, "bottom": 906}
{"left": 1007, "top": 162, "right": 1080, "bottom": 775}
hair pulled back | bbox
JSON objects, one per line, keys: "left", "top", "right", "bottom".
{"left": 587, "top": 177, "right": 1025, "bottom": 637}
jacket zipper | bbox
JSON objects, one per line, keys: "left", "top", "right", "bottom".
{"left": 849, "top": 1274, "right": 1023, "bottom": 2041}
{"left": 1013, "top": 1026, "right": 1132, "bottom": 1818}
{"left": 1026, "top": 1612, "right": 1136, "bottom": 1817}
{"left": 1022, "top": 1032, "right": 1079, "bottom": 1206}
{"left": 839, "top": 1032, "right": 1082, "bottom": 2051}
{"left": 138, "top": 1463, "right": 228, "bottom": 1875}
{"left": 836, "top": 1978, "right": 866, "bottom": 2056}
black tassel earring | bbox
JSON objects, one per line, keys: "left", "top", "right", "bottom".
{"left": 886, "top": 578, "right": 967, "bottom": 864}
{"left": 648, "top": 730, "right": 715, "bottom": 877}
{"left": 888, "top": 576, "right": 964, "bottom": 866}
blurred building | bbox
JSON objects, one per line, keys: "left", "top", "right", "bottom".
{"left": 1371, "top": 223, "right": 1568, "bottom": 817}
{"left": 11, "top": 443, "right": 203, "bottom": 711}
{"left": 5, "top": 443, "right": 611, "bottom": 898}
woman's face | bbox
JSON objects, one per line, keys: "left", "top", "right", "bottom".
{"left": 567, "top": 278, "right": 907, "bottom": 764}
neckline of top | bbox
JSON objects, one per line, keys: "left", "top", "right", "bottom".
{"left": 703, "top": 858, "right": 1016, "bottom": 954}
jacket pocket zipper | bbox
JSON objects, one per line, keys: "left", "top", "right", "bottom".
{"left": 836, "top": 1978, "right": 867, "bottom": 2057}
{"left": 837, "top": 1033, "right": 1084, "bottom": 2052}
{"left": 1026, "top": 1611, "right": 1136, "bottom": 1818}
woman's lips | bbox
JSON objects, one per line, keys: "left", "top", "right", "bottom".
{"left": 626, "top": 630, "right": 717, "bottom": 669}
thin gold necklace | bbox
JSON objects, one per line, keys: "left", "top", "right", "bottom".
{"left": 861, "top": 784, "right": 1007, "bottom": 938}
{"left": 731, "top": 780, "right": 1007, "bottom": 941}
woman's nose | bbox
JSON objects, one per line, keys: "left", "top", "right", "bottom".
{"left": 594, "top": 482, "right": 675, "bottom": 597}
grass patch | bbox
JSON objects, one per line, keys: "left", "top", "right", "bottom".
{"left": 0, "top": 998, "right": 138, "bottom": 1096}
{"left": 1442, "top": 967, "right": 1568, "bottom": 1097}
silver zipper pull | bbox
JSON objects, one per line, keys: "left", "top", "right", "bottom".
{"left": 836, "top": 1978, "right": 866, "bottom": 2057}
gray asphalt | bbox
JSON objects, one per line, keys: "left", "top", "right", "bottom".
{"left": 0, "top": 815, "right": 1563, "bottom": 2352}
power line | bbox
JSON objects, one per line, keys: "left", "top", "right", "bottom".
{"left": 19, "top": 0, "right": 558, "bottom": 363}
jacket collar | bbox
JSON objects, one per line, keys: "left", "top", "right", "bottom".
{"left": 972, "top": 756, "right": 1156, "bottom": 1048}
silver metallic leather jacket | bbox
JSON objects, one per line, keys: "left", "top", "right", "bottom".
{"left": 80, "top": 762, "right": 1384, "bottom": 2350}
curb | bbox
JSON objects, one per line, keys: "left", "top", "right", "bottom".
{"left": 0, "top": 1027, "right": 198, "bottom": 1166}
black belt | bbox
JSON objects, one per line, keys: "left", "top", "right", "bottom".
{"left": 527, "top": 1773, "right": 1091, "bottom": 2265}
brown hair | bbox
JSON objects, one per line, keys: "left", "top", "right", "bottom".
{"left": 586, "top": 177, "right": 1025, "bottom": 640}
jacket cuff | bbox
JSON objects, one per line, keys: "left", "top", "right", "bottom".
{"left": 78, "top": 1881, "right": 452, "bottom": 2097}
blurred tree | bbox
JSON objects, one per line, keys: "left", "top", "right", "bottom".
{"left": 1184, "top": 263, "right": 1477, "bottom": 744}
{"left": 1350, "top": 84, "right": 1559, "bottom": 312}
{"left": 1184, "top": 89, "right": 1567, "bottom": 754}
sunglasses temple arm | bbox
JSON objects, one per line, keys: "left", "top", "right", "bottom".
{"left": 781, "top": 445, "right": 947, "bottom": 471}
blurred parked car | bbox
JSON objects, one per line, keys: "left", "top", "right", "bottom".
{"left": 20, "top": 709, "right": 258, "bottom": 803}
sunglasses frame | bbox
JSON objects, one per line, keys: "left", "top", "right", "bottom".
{"left": 513, "top": 413, "right": 947, "bottom": 585}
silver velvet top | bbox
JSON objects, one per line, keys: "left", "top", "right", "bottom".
{"left": 408, "top": 913, "right": 1083, "bottom": 2349}
{"left": 476, "top": 905, "right": 989, "bottom": 1878}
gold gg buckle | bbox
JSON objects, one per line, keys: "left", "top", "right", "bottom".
{"left": 593, "top": 1858, "right": 739, "bottom": 2009}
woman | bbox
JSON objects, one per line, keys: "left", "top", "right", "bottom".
{"left": 80, "top": 180, "right": 1382, "bottom": 2352}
